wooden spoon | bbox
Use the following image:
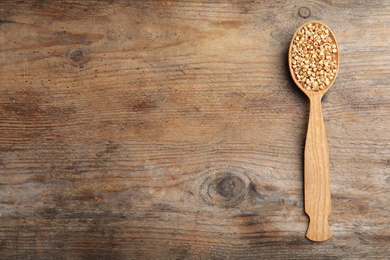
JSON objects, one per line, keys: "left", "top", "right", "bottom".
{"left": 288, "top": 21, "right": 339, "bottom": 241}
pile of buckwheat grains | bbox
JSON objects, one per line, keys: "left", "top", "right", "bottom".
{"left": 291, "top": 23, "right": 338, "bottom": 91}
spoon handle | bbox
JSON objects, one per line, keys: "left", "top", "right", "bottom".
{"left": 304, "top": 95, "right": 332, "bottom": 241}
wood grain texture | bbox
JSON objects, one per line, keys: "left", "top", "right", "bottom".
{"left": 305, "top": 94, "right": 332, "bottom": 242}
{"left": 0, "top": 0, "right": 389, "bottom": 259}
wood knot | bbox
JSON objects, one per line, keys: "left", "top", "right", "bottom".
{"left": 200, "top": 171, "right": 250, "bottom": 208}
{"left": 66, "top": 48, "right": 88, "bottom": 66}
{"left": 298, "top": 7, "right": 311, "bottom": 18}
{"left": 70, "top": 50, "right": 84, "bottom": 63}
{"left": 216, "top": 175, "right": 245, "bottom": 199}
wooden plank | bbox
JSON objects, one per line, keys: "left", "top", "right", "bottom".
{"left": 0, "top": 0, "right": 389, "bottom": 259}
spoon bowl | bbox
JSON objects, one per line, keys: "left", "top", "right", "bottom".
{"left": 289, "top": 21, "right": 339, "bottom": 97}
{"left": 288, "top": 21, "right": 339, "bottom": 242}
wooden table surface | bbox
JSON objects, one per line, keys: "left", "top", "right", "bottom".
{"left": 1, "top": 0, "right": 389, "bottom": 259}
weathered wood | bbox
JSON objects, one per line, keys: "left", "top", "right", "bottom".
{"left": 0, "top": 0, "right": 389, "bottom": 259}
